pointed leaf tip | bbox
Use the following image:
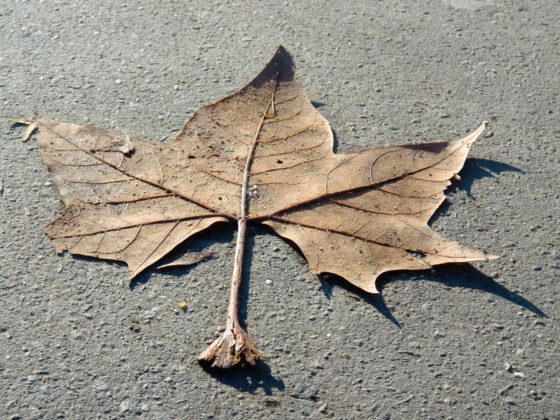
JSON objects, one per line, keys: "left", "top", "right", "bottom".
{"left": 245, "top": 46, "right": 296, "bottom": 90}
{"left": 458, "top": 122, "right": 488, "bottom": 147}
{"left": 9, "top": 118, "right": 37, "bottom": 142}
{"left": 267, "top": 46, "right": 295, "bottom": 76}
{"left": 367, "top": 283, "right": 381, "bottom": 294}
{"left": 271, "top": 45, "right": 295, "bottom": 73}
{"left": 273, "top": 45, "right": 291, "bottom": 58}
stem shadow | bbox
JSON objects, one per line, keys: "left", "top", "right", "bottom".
{"left": 201, "top": 361, "right": 285, "bottom": 394}
{"left": 194, "top": 227, "right": 284, "bottom": 393}
{"left": 237, "top": 228, "right": 258, "bottom": 330}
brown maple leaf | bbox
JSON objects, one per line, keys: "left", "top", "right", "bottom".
{"left": 18, "top": 46, "right": 496, "bottom": 369}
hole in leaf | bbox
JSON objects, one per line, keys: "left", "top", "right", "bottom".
{"left": 406, "top": 250, "right": 427, "bottom": 260}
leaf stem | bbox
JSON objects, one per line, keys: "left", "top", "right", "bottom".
{"left": 198, "top": 82, "right": 278, "bottom": 368}
{"left": 226, "top": 88, "right": 275, "bottom": 327}
{"left": 226, "top": 217, "right": 247, "bottom": 331}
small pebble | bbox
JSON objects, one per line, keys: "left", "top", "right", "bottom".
{"left": 149, "top": 365, "right": 163, "bottom": 373}
{"left": 96, "top": 384, "right": 109, "bottom": 392}
{"left": 120, "top": 401, "right": 130, "bottom": 412}
{"left": 292, "top": 382, "right": 306, "bottom": 396}
{"left": 265, "top": 279, "right": 273, "bottom": 285}
{"left": 500, "top": 384, "right": 514, "bottom": 395}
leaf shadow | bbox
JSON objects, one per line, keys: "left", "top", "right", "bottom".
{"left": 398, "top": 264, "right": 546, "bottom": 317}
{"left": 128, "top": 222, "right": 235, "bottom": 289}
{"left": 200, "top": 361, "right": 285, "bottom": 395}
{"left": 319, "top": 276, "right": 402, "bottom": 328}
{"left": 331, "top": 128, "right": 340, "bottom": 153}
{"left": 319, "top": 263, "right": 544, "bottom": 326}
{"left": 379, "top": 264, "right": 544, "bottom": 317}
{"left": 447, "top": 158, "right": 523, "bottom": 198}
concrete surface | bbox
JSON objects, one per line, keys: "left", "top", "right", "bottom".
{"left": 1, "top": 0, "right": 558, "bottom": 418}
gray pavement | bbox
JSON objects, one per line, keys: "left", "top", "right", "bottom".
{"left": 1, "top": 0, "right": 558, "bottom": 418}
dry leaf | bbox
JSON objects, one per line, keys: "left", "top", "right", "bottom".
{"left": 20, "top": 46, "right": 496, "bottom": 368}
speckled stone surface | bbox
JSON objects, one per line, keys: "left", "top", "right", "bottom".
{"left": 1, "top": 1, "right": 558, "bottom": 418}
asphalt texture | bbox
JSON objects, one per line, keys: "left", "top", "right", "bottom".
{"left": 1, "top": 0, "right": 559, "bottom": 418}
